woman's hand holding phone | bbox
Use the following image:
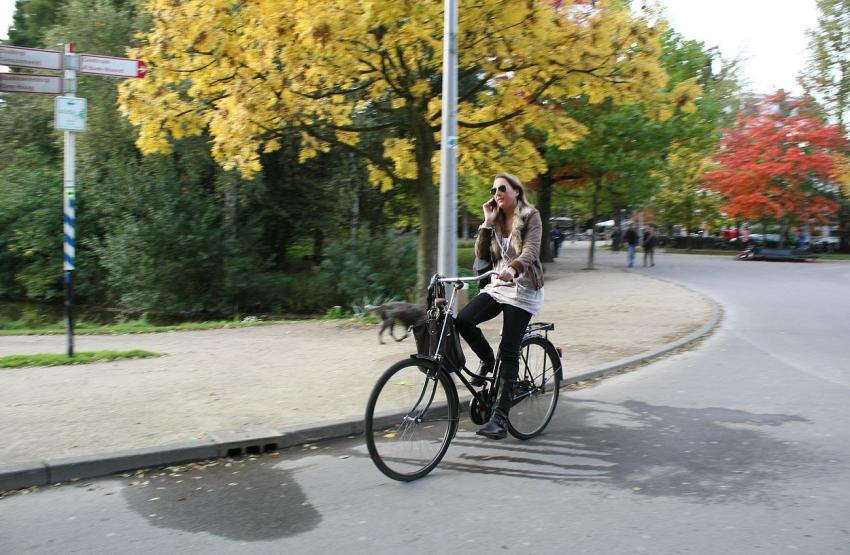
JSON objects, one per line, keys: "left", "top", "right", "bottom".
{"left": 482, "top": 199, "right": 497, "bottom": 226}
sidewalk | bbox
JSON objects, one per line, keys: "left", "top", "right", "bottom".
{"left": 0, "top": 247, "right": 718, "bottom": 489}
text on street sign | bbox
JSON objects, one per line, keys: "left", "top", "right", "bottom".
{"left": 0, "top": 45, "right": 64, "bottom": 71}
{"left": 55, "top": 96, "right": 88, "bottom": 132}
{"left": 0, "top": 73, "right": 63, "bottom": 95}
{"left": 79, "top": 54, "right": 148, "bottom": 78}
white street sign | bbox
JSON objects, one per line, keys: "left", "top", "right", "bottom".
{"left": 0, "top": 45, "right": 64, "bottom": 71}
{"left": 55, "top": 96, "right": 87, "bottom": 132}
{"left": 0, "top": 73, "right": 63, "bottom": 95}
{"left": 79, "top": 54, "right": 148, "bottom": 78}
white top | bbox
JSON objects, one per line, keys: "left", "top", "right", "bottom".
{"left": 482, "top": 232, "right": 544, "bottom": 315}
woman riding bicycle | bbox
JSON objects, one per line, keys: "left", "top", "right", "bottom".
{"left": 456, "top": 172, "right": 544, "bottom": 440}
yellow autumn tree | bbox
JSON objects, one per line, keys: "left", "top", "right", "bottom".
{"left": 654, "top": 141, "right": 724, "bottom": 237}
{"left": 120, "top": 0, "right": 671, "bottom": 289}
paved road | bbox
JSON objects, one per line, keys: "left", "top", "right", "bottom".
{"left": 2, "top": 252, "right": 849, "bottom": 554}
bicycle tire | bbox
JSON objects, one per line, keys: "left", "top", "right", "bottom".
{"left": 364, "top": 358, "right": 458, "bottom": 481}
{"left": 507, "top": 336, "right": 561, "bottom": 440}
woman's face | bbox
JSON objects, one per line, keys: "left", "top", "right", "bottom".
{"left": 492, "top": 177, "right": 519, "bottom": 210}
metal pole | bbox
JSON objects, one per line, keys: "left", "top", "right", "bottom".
{"left": 437, "top": 0, "right": 458, "bottom": 280}
{"left": 63, "top": 43, "right": 77, "bottom": 357}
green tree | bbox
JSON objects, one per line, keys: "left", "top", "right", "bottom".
{"left": 803, "top": 0, "right": 850, "bottom": 127}
{"left": 6, "top": 0, "right": 69, "bottom": 47}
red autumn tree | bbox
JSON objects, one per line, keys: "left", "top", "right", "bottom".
{"left": 704, "top": 91, "right": 847, "bottom": 239}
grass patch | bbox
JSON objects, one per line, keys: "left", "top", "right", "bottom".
{"left": 0, "top": 317, "right": 284, "bottom": 336}
{"left": 0, "top": 350, "right": 162, "bottom": 369}
{"left": 818, "top": 253, "right": 850, "bottom": 260}
{"left": 458, "top": 246, "right": 476, "bottom": 269}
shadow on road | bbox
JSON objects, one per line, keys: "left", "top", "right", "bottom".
{"left": 123, "top": 458, "right": 321, "bottom": 541}
{"left": 443, "top": 397, "right": 811, "bottom": 504}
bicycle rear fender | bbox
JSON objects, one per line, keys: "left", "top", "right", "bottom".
{"left": 524, "top": 334, "right": 564, "bottom": 380}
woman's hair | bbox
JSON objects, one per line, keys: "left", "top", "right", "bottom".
{"left": 494, "top": 172, "right": 534, "bottom": 210}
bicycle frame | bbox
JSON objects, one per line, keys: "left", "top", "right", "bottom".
{"left": 414, "top": 272, "right": 563, "bottom": 414}
{"left": 420, "top": 271, "right": 507, "bottom": 410}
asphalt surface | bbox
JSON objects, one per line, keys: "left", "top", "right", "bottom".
{"left": 2, "top": 251, "right": 849, "bottom": 554}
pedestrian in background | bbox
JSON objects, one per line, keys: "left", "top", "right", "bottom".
{"left": 611, "top": 226, "right": 622, "bottom": 251}
{"left": 550, "top": 225, "right": 564, "bottom": 258}
{"left": 642, "top": 225, "right": 656, "bottom": 267}
{"left": 624, "top": 223, "right": 638, "bottom": 268}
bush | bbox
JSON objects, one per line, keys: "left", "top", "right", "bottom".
{"left": 313, "top": 229, "right": 418, "bottom": 309}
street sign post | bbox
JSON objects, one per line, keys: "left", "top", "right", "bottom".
{"left": 1, "top": 43, "right": 147, "bottom": 357}
{"left": 79, "top": 54, "right": 148, "bottom": 78}
{"left": 0, "top": 45, "right": 64, "bottom": 71}
{"left": 0, "top": 73, "right": 63, "bottom": 95}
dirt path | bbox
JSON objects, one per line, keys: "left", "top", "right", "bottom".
{"left": 0, "top": 255, "right": 713, "bottom": 465}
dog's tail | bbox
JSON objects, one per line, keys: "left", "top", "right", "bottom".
{"left": 364, "top": 304, "right": 380, "bottom": 314}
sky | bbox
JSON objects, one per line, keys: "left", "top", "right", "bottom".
{"left": 658, "top": 0, "right": 820, "bottom": 94}
{"left": 0, "top": 0, "right": 822, "bottom": 94}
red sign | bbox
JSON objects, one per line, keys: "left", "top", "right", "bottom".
{"left": 79, "top": 54, "right": 147, "bottom": 78}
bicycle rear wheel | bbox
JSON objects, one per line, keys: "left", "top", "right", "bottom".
{"left": 508, "top": 336, "right": 561, "bottom": 439}
{"left": 365, "top": 358, "right": 458, "bottom": 481}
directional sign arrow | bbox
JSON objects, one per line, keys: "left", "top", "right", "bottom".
{"left": 0, "top": 73, "right": 63, "bottom": 95}
{"left": 79, "top": 54, "right": 148, "bottom": 78}
{"left": 0, "top": 45, "right": 64, "bottom": 71}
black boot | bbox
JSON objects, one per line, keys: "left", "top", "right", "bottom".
{"left": 476, "top": 378, "right": 514, "bottom": 440}
{"left": 470, "top": 359, "right": 495, "bottom": 387}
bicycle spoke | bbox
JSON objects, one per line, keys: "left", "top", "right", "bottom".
{"left": 508, "top": 337, "right": 560, "bottom": 439}
{"left": 365, "top": 359, "right": 457, "bottom": 481}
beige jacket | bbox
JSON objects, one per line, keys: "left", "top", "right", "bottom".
{"left": 475, "top": 203, "right": 544, "bottom": 290}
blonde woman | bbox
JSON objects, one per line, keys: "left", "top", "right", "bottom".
{"left": 455, "top": 172, "right": 545, "bottom": 439}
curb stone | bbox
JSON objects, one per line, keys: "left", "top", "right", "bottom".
{"left": 0, "top": 292, "right": 723, "bottom": 494}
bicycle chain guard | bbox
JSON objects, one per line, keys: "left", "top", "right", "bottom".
{"left": 469, "top": 396, "right": 491, "bottom": 425}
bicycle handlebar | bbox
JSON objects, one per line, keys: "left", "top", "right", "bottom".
{"left": 437, "top": 270, "right": 499, "bottom": 284}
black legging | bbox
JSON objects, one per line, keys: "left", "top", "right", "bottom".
{"left": 455, "top": 292, "right": 532, "bottom": 381}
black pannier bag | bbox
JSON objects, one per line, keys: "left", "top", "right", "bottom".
{"left": 412, "top": 276, "right": 466, "bottom": 371}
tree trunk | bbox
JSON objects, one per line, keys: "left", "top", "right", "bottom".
{"left": 412, "top": 113, "right": 439, "bottom": 301}
{"left": 537, "top": 171, "right": 555, "bottom": 263}
{"left": 415, "top": 181, "right": 438, "bottom": 302}
{"left": 349, "top": 153, "right": 360, "bottom": 241}
{"left": 586, "top": 175, "right": 602, "bottom": 269}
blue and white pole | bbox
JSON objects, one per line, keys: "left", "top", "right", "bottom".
{"left": 63, "top": 43, "right": 77, "bottom": 357}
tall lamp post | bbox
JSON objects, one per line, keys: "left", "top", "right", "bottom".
{"left": 437, "top": 0, "right": 458, "bottom": 280}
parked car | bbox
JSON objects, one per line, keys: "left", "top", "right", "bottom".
{"left": 748, "top": 233, "right": 781, "bottom": 244}
{"left": 811, "top": 234, "right": 840, "bottom": 252}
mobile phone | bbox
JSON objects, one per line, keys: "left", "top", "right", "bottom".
{"left": 488, "top": 199, "right": 497, "bottom": 210}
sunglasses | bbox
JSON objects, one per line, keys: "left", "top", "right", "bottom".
{"left": 490, "top": 184, "right": 510, "bottom": 195}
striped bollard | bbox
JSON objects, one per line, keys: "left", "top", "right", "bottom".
{"left": 63, "top": 185, "right": 75, "bottom": 358}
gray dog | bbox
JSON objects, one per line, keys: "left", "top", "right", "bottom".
{"left": 365, "top": 302, "right": 426, "bottom": 344}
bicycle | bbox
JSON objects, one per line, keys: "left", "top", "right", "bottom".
{"left": 364, "top": 272, "right": 563, "bottom": 481}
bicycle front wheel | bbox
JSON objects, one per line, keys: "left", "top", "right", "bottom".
{"left": 364, "top": 358, "right": 458, "bottom": 481}
{"left": 508, "top": 336, "right": 561, "bottom": 440}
